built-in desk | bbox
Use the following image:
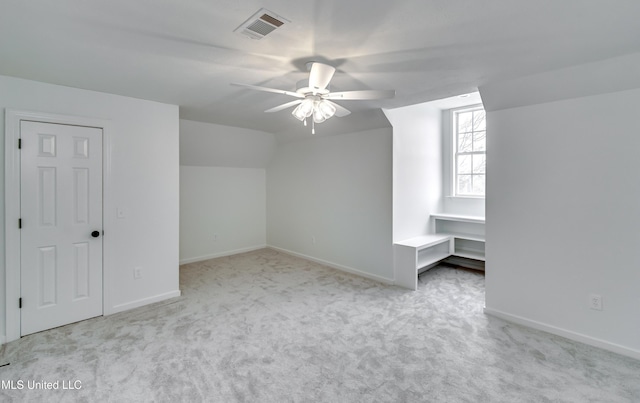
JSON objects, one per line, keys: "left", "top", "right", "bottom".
{"left": 394, "top": 214, "right": 485, "bottom": 290}
{"left": 432, "top": 213, "right": 485, "bottom": 262}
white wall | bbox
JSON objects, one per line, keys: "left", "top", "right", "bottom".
{"left": 267, "top": 128, "right": 394, "bottom": 282}
{"left": 180, "top": 119, "right": 275, "bottom": 168}
{"left": 180, "top": 166, "right": 266, "bottom": 263}
{"left": 481, "top": 60, "right": 640, "bottom": 358}
{"left": 1, "top": 75, "right": 180, "bottom": 341}
{"left": 384, "top": 104, "right": 443, "bottom": 241}
{"left": 179, "top": 120, "right": 274, "bottom": 263}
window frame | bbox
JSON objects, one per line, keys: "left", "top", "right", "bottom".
{"left": 450, "top": 105, "right": 486, "bottom": 198}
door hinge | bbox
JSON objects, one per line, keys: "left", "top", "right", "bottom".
{"left": 19, "top": 298, "right": 22, "bottom": 309}
{"left": 18, "top": 218, "right": 22, "bottom": 229}
{"left": 18, "top": 138, "right": 21, "bottom": 149}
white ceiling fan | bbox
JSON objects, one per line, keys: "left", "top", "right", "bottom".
{"left": 232, "top": 62, "right": 395, "bottom": 133}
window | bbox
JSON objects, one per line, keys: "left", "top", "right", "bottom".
{"left": 453, "top": 107, "right": 486, "bottom": 197}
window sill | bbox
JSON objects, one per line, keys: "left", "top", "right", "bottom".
{"left": 446, "top": 195, "right": 485, "bottom": 200}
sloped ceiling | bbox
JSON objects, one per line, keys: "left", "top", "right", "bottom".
{"left": 1, "top": 1, "right": 640, "bottom": 135}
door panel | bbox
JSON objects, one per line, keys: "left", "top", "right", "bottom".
{"left": 73, "top": 242, "right": 90, "bottom": 300}
{"left": 38, "top": 246, "right": 57, "bottom": 307}
{"left": 20, "top": 121, "right": 103, "bottom": 336}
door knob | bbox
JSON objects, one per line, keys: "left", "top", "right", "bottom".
{"left": 91, "top": 231, "right": 101, "bottom": 238}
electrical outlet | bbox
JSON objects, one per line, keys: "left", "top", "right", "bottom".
{"left": 134, "top": 267, "right": 142, "bottom": 280}
{"left": 589, "top": 294, "right": 602, "bottom": 311}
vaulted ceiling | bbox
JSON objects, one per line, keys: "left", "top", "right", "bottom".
{"left": 2, "top": 1, "right": 640, "bottom": 135}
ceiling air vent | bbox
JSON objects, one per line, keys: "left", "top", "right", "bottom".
{"left": 234, "top": 8, "right": 290, "bottom": 40}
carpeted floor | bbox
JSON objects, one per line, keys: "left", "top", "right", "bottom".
{"left": 1, "top": 248, "right": 639, "bottom": 402}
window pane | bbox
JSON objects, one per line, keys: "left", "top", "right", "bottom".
{"left": 473, "top": 110, "right": 486, "bottom": 131}
{"left": 458, "top": 132, "right": 472, "bottom": 152}
{"left": 472, "top": 174, "right": 485, "bottom": 195}
{"left": 453, "top": 107, "right": 487, "bottom": 198}
{"left": 457, "top": 174, "right": 472, "bottom": 194}
{"left": 457, "top": 155, "right": 471, "bottom": 174}
{"left": 473, "top": 130, "right": 486, "bottom": 151}
{"left": 457, "top": 111, "right": 473, "bottom": 133}
{"left": 472, "top": 154, "right": 486, "bottom": 174}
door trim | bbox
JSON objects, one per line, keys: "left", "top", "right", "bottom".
{"left": 4, "top": 109, "right": 112, "bottom": 343}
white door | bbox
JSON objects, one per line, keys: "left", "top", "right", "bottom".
{"left": 20, "top": 121, "right": 103, "bottom": 336}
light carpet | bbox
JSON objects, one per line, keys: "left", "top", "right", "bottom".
{"left": 1, "top": 248, "right": 639, "bottom": 402}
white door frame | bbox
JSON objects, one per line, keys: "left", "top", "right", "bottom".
{"left": 4, "top": 109, "right": 112, "bottom": 343}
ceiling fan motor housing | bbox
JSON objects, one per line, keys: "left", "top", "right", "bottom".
{"left": 296, "top": 79, "right": 329, "bottom": 96}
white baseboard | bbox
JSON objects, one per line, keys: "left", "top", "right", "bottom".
{"left": 267, "top": 245, "right": 395, "bottom": 285}
{"left": 108, "top": 290, "right": 182, "bottom": 315}
{"left": 484, "top": 307, "right": 640, "bottom": 361}
{"left": 179, "top": 244, "right": 267, "bottom": 265}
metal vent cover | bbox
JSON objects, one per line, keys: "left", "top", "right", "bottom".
{"left": 234, "top": 8, "right": 289, "bottom": 40}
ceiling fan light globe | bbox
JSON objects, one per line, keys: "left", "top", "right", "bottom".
{"left": 292, "top": 104, "right": 307, "bottom": 121}
{"left": 299, "top": 98, "right": 314, "bottom": 117}
{"left": 318, "top": 100, "right": 336, "bottom": 119}
{"left": 313, "top": 108, "right": 326, "bottom": 124}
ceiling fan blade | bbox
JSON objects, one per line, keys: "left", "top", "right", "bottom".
{"left": 231, "top": 83, "right": 304, "bottom": 98}
{"left": 325, "top": 89, "right": 396, "bottom": 100}
{"left": 265, "top": 100, "right": 303, "bottom": 113}
{"left": 325, "top": 100, "right": 351, "bottom": 117}
{"left": 308, "top": 63, "right": 336, "bottom": 91}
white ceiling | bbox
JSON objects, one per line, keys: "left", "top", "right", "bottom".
{"left": 2, "top": 1, "right": 640, "bottom": 135}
